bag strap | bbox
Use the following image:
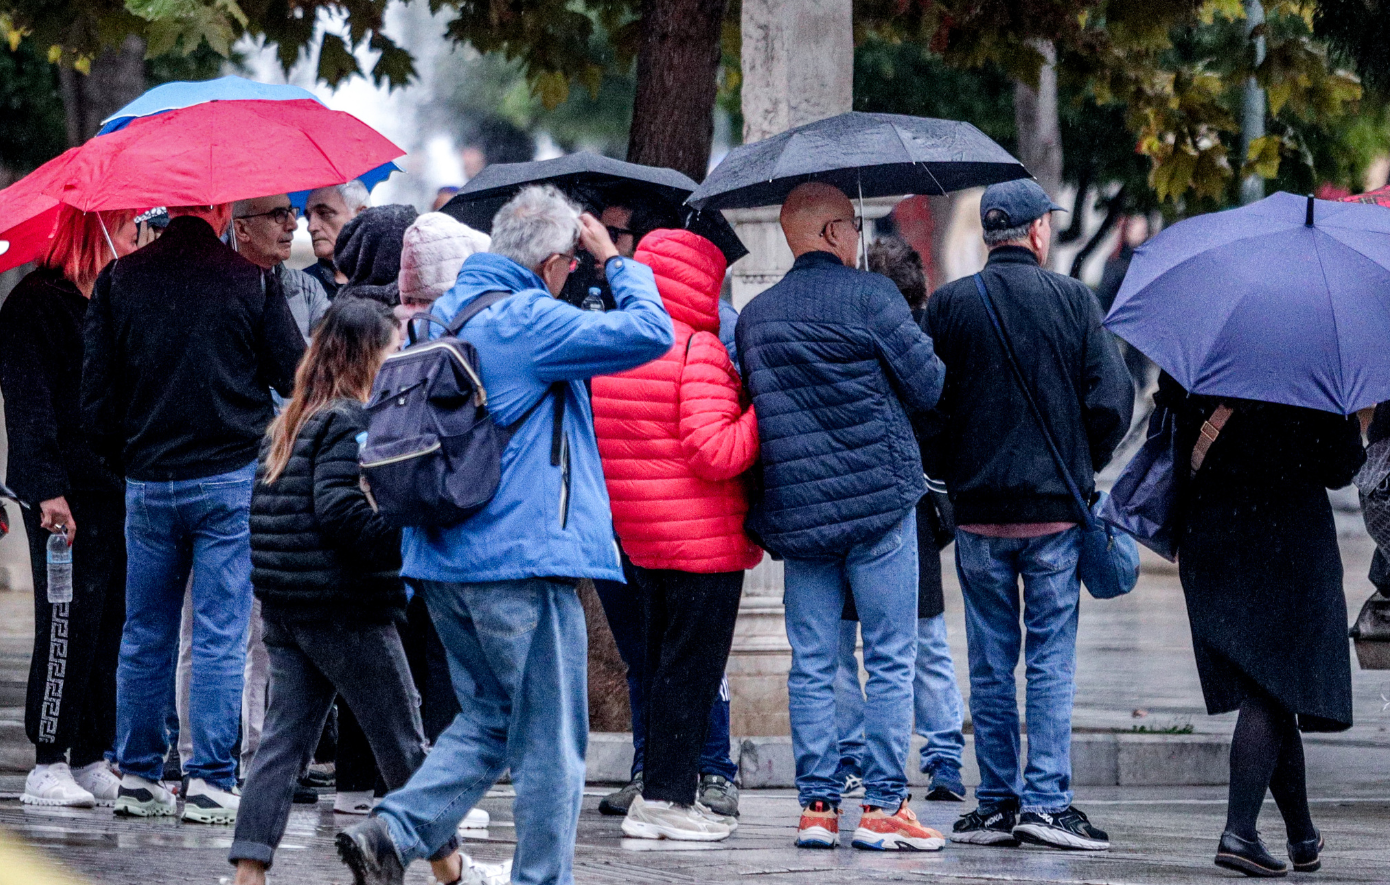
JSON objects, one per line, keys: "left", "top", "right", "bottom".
{"left": 1190, "top": 404, "right": 1233, "bottom": 476}
{"left": 446, "top": 290, "right": 511, "bottom": 336}
{"left": 972, "top": 273, "right": 1092, "bottom": 525}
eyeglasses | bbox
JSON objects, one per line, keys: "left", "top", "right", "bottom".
{"left": 820, "top": 216, "right": 863, "bottom": 239}
{"left": 235, "top": 206, "right": 299, "bottom": 225}
{"left": 548, "top": 251, "right": 579, "bottom": 273}
{"left": 606, "top": 225, "right": 634, "bottom": 243}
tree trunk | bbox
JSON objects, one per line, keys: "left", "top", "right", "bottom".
{"left": 1013, "top": 39, "right": 1063, "bottom": 201}
{"left": 57, "top": 35, "right": 147, "bottom": 146}
{"left": 626, "top": 0, "right": 729, "bottom": 182}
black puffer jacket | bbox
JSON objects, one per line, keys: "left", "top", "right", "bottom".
{"left": 250, "top": 398, "right": 405, "bottom": 623}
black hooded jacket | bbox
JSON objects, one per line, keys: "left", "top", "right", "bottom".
{"left": 333, "top": 204, "right": 418, "bottom": 306}
{"left": 250, "top": 399, "right": 405, "bottom": 624}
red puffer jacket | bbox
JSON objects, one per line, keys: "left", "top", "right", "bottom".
{"left": 592, "top": 229, "right": 763, "bottom": 574}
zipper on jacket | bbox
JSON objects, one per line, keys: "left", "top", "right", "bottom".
{"left": 383, "top": 342, "right": 487, "bottom": 407}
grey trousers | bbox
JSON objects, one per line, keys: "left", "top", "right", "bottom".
{"left": 228, "top": 613, "right": 448, "bottom": 867}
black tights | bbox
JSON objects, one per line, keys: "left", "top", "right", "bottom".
{"left": 1225, "top": 688, "right": 1316, "bottom": 843}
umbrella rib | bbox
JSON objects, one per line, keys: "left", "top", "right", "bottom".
{"left": 888, "top": 120, "right": 945, "bottom": 196}
{"left": 1308, "top": 231, "right": 1348, "bottom": 412}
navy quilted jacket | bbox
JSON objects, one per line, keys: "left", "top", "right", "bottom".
{"left": 735, "top": 251, "right": 946, "bottom": 557}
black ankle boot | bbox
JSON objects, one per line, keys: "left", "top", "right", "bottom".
{"left": 1216, "top": 831, "right": 1288, "bottom": 878}
{"left": 1287, "top": 829, "right": 1323, "bottom": 873}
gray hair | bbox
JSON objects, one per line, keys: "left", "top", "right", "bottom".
{"left": 490, "top": 184, "right": 582, "bottom": 272}
{"left": 983, "top": 223, "right": 1033, "bottom": 248}
{"left": 337, "top": 180, "right": 371, "bottom": 213}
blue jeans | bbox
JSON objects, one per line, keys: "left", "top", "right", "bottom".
{"left": 374, "top": 578, "right": 587, "bottom": 885}
{"left": 592, "top": 578, "right": 738, "bottom": 781}
{"left": 116, "top": 462, "right": 256, "bottom": 789}
{"left": 784, "top": 509, "right": 917, "bottom": 810}
{"left": 955, "top": 528, "right": 1081, "bottom": 814}
{"left": 836, "top": 614, "right": 966, "bottom": 776}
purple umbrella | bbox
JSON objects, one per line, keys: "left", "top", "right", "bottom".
{"left": 1106, "top": 191, "right": 1390, "bottom": 415}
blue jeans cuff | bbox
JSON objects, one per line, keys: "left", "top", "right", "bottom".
{"left": 1021, "top": 802, "right": 1071, "bottom": 815}
{"left": 227, "top": 839, "right": 275, "bottom": 867}
{"left": 375, "top": 810, "right": 418, "bottom": 866}
{"left": 862, "top": 790, "right": 906, "bottom": 811}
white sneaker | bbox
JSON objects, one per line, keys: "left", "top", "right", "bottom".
{"left": 22, "top": 763, "right": 96, "bottom": 808}
{"left": 441, "top": 855, "right": 511, "bottom": 885}
{"left": 334, "top": 790, "right": 377, "bottom": 814}
{"left": 72, "top": 761, "right": 122, "bottom": 806}
{"left": 621, "top": 794, "right": 732, "bottom": 841}
{"left": 697, "top": 801, "right": 738, "bottom": 833}
{"left": 460, "top": 806, "right": 490, "bottom": 829}
{"left": 113, "top": 773, "right": 177, "bottom": 817}
{"left": 182, "top": 777, "right": 239, "bottom": 825}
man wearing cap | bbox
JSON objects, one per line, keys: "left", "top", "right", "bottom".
{"left": 924, "top": 179, "right": 1131, "bottom": 850}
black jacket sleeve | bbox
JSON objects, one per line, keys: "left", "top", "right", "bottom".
{"left": 0, "top": 291, "right": 65, "bottom": 501}
{"left": 257, "top": 270, "right": 307, "bottom": 399}
{"left": 80, "top": 267, "right": 123, "bottom": 471}
{"left": 311, "top": 407, "right": 401, "bottom": 572}
{"left": 1079, "top": 293, "right": 1134, "bottom": 471}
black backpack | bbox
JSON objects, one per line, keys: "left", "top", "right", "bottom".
{"left": 359, "top": 291, "right": 563, "bottom": 527}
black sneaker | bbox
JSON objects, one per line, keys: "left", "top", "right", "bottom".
{"left": 924, "top": 762, "right": 966, "bottom": 802}
{"left": 335, "top": 816, "right": 405, "bottom": 885}
{"left": 1013, "top": 806, "right": 1110, "bottom": 851}
{"left": 949, "top": 802, "right": 1019, "bottom": 845}
{"left": 599, "top": 773, "right": 643, "bottom": 816}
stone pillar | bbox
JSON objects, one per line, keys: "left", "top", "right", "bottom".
{"left": 725, "top": 0, "right": 853, "bottom": 736}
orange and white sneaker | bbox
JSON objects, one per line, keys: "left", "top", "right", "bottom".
{"left": 795, "top": 800, "right": 841, "bottom": 848}
{"left": 852, "top": 800, "right": 946, "bottom": 851}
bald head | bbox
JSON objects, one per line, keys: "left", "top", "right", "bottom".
{"left": 780, "top": 182, "right": 858, "bottom": 265}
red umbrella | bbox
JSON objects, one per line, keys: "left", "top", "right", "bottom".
{"left": 43, "top": 99, "right": 404, "bottom": 212}
{"left": 1340, "top": 184, "right": 1390, "bottom": 208}
{"left": 0, "top": 147, "right": 83, "bottom": 274}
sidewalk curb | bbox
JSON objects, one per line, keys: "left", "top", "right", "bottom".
{"left": 585, "top": 732, "right": 1231, "bottom": 788}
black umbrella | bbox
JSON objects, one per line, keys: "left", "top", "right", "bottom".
{"left": 439, "top": 152, "right": 748, "bottom": 264}
{"left": 686, "top": 112, "right": 1030, "bottom": 211}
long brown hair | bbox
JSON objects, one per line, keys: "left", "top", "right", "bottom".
{"left": 264, "top": 298, "right": 397, "bottom": 483}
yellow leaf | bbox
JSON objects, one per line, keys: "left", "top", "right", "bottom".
{"left": 1267, "top": 79, "right": 1292, "bottom": 117}
{"left": 1244, "top": 134, "right": 1283, "bottom": 179}
{"left": 1199, "top": 0, "right": 1245, "bottom": 24}
{"left": 73, "top": 56, "right": 90, "bottom": 75}
{"left": 534, "top": 70, "right": 570, "bottom": 110}
{"left": 47, "top": 44, "right": 61, "bottom": 63}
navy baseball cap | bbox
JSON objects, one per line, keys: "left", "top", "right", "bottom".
{"left": 979, "top": 179, "right": 1066, "bottom": 231}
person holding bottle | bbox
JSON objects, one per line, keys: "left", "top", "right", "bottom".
{"left": 0, "top": 206, "right": 138, "bottom": 807}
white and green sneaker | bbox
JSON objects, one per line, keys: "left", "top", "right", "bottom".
{"left": 181, "top": 777, "right": 239, "bottom": 825}
{"left": 113, "top": 773, "right": 178, "bottom": 818}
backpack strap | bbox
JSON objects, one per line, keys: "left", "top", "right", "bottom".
{"left": 446, "top": 290, "right": 511, "bottom": 336}
{"left": 1190, "top": 404, "right": 1233, "bottom": 476}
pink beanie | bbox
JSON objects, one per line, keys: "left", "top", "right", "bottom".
{"left": 398, "top": 212, "right": 491, "bottom": 303}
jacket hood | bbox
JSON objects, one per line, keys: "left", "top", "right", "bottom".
{"left": 634, "top": 229, "right": 726, "bottom": 333}
{"left": 451, "top": 252, "right": 548, "bottom": 301}
{"left": 335, "top": 204, "right": 419, "bottom": 290}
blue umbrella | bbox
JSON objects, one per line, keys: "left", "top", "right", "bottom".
{"left": 1106, "top": 191, "right": 1390, "bottom": 414}
{"left": 97, "top": 75, "right": 398, "bottom": 204}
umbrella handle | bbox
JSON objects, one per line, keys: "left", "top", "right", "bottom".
{"left": 858, "top": 176, "right": 867, "bottom": 271}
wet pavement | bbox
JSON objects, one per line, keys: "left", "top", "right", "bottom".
{"left": 3, "top": 775, "right": 1390, "bottom": 884}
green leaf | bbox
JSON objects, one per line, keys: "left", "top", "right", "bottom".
{"left": 317, "top": 33, "right": 360, "bottom": 86}
{"left": 1243, "top": 134, "right": 1284, "bottom": 178}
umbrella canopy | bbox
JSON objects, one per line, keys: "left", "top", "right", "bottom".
{"left": 1341, "top": 184, "right": 1390, "bottom": 208}
{"left": 97, "top": 76, "right": 397, "bottom": 203}
{"left": 0, "top": 147, "right": 84, "bottom": 274}
{"left": 1105, "top": 191, "right": 1390, "bottom": 414}
{"left": 43, "top": 99, "right": 404, "bottom": 213}
{"left": 440, "top": 152, "right": 747, "bottom": 264}
{"left": 686, "top": 112, "right": 1029, "bottom": 211}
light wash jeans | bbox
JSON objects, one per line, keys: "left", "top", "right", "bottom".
{"left": 116, "top": 462, "right": 256, "bottom": 789}
{"left": 836, "top": 614, "right": 965, "bottom": 776}
{"left": 783, "top": 509, "right": 917, "bottom": 810}
{"left": 373, "top": 577, "right": 587, "bottom": 885}
{"left": 955, "top": 528, "right": 1081, "bottom": 814}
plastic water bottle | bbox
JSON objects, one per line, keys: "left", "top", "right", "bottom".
{"left": 46, "top": 531, "right": 72, "bottom": 604}
{"left": 581, "top": 286, "right": 605, "bottom": 312}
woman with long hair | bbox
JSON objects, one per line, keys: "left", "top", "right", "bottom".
{"left": 228, "top": 299, "right": 473, "bottom": 885}
{"left": 0, "top": 205, "right": 136, "bottom": 807}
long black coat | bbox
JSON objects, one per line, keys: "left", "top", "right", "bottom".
{"left": 1162, "top": 375, "right": 1364, "bottom": 730}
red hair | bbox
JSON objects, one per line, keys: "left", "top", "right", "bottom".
{"left": 40, "top": 205, "right": 134, "bottom": 293}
